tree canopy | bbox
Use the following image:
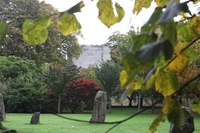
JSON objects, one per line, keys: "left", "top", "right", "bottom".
{"left": 95, "top": 61, "right": 122, "bottom": 113}
{"left": 0, "top": 0, "right": 82, "bottom": 66}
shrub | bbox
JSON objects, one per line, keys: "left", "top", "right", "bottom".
{"left": 4, "top": 72, "right": 46, "bottom": 113}
{"left": 64, "top": 78, "right": 100, "bottom": 113}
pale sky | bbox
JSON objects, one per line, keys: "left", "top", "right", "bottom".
{"left": 40, "top": 0, "right": 157, "bottom": 45}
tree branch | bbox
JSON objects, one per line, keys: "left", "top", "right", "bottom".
{"left": 175, "top": 73, "right": 200, "bottom": 95}
{"left": 161, "top": 34, "right": 200, "bottom": 70}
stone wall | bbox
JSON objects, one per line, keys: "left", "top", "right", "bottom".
{"left": 74, "top": 45, "right": 110, "bottom": 68}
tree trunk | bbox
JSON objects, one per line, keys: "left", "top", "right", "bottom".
{"left": 127, "top": 96, "right": 132, "bottom": 107}
{"left": 58, "top": 94, "right": 61, "bottom": 114}
{"left": 151, "top": 99, "right": 154, "bottom": 114}
{"left": 138, "top": 93, "right": 141, "bottom": 112}
{"left": 108, "top": 96, "right": 112, "bottom": 114}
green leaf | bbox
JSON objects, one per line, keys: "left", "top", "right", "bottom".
{"left": 121, "top": 53, "right": 141, "bottom": 88}
{"left": 177, "top": 22, "right": 198, "bottom": 43}
{"left": 162, "top": 21, "right": 177, "bottom": 44}
{"left": 191, "top": 99, "right": 200, "bottom": 114}
{"left": 157, "top": 2, "right": 189, "bottom": 25}
{"left": 167, "top": 103, "right": 190, "bottom": 128}
{"left": 141, "top": 7, "right": 162, "bottom": 32}
{"left": 135, "top": 39, "right": 173, "bottom": 63}
{"left": 184, "top": 48, "right": 198, "bottom": 64}
{"left": 154, "top": 55, "right": 166, "bottom": 68}
{"left": 97, "top": 0, "right": 125, "bottom": 28}
{"left": 168, "top": 54, "right": 189, "bottom": 75}
{"left": 23, "top": 19, "right": 48, "bottom": 45}
{"left": 0, "top": 21, "right": 10, "bottom": 43}
{"left": 154, "top": 0, "right": 169, "bottom": 7}
{"left": 142, "top": 67, "right": 159, "bottom": 90}
{"left": 58, "top": 13, "right": 81, "bottom": 36}
{"left": 63, "top": 1, "right": 84, "bottom": 14}
{"left": 29, "top": 16, "right": 51, "bottom": 31}
{"left": 155, "top": 70, "right": 178, "bottom": 97}
{"left": 121, "top": 52, "right": 152, "bottom": 88}
{"left": 149, "top": 115, "right": 165, "bottom": 133}
{"left": 162, "top": 96, "right": 175, "bottom": 115}
{"left": 131, "top": 33, "right": 153, "bottom": 52}
{"left": 133, "top": 0, "right": 152, "bottom": 14}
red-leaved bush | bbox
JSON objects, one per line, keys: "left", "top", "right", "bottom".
{"left": 63, "top": 78, "right": 100, "bottom": 113}
{"left": 45, "top": 78, "right": 100, "bottom": 113}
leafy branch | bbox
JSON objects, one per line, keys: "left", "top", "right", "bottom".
{"left": 161, "top": 34, "right": 200, "bottom": 70}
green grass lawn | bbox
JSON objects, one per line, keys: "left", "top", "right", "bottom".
{"left": 1, "top": 108, "right": 200, "bottom": 133}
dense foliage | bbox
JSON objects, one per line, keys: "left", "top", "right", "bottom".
{"left": 39, "top": 64, "right": 81, "bottom": 113}
{"left": 0, "top": 0, "right": 82, "bottom": 66}
{"left": 0, "top": 56, "right": 40, "bottom": 79}
{"left": 44, "top": 78, "right": 100, "bottom": 113}
{"left": 95, "top": 61, "right": 123, "bottom": 113}
{"left": 3, "top": 72, "right": 46, "bottom": 113}
{"left": 64, "top": 78, "right": 100, "bottom": 113}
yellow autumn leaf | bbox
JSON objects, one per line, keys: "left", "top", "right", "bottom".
{"left": 133, "top": 0, "right": 152, "bottom": 14}
{"left": 149, "top": 115, "right": 165, "bottom": 133}
{"left": 142, "top": 67, "right": 160, "bottom": 90}
{"left": 97, "top": 0, "right": 125, "bottom": 28}
{"left": 162, "top": 96, "right": 175, "bottom": 114}
{"left": 128, "top": 77, "right": 143, "bottom": 95}
{"left": 58, "top": 13, "right": 81, "bottom": 36}
{"left": 168, "top": 54, "right": 189, "bottom": 75}
{"left": 155, "top": 70, "right": 179, "bottom": 97}
{"left": 120, "top": 70, "right": 128, "bottom": 88}
{"left": 190, "top": 16, "right": 200, "bottom": 33}
{"left": 154, "top": 0, "right": 169, "bottom": 7}
{"left": 173, "top": 42, "right": 187, "bottom": 55}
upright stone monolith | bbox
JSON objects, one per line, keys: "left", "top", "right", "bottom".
{"left": 90, "top": 91, "right": 107, "bottom": 123}
{"left": 0, "top": 93, "right": 6, "bottom": 121}
{"left": 30, "top": 112, "right": 40, "bottom": 124}
{"left": 169, "top": 106, "right": 194, "bottom": 133}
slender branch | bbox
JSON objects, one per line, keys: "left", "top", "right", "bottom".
{"left": 174, "top": 73, "right": 200, "bottom": 95}
{"left": 104, "top": 99, "right": 163, "bottom": 132}
{"left": 161, "top": 34, "right": 200, "bottom": 70}
{"left": 105, "top": 73, "right": 200, "bottom": 132}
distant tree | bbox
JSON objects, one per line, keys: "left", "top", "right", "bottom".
{"left": 94, "top": 61, "right": 122, "bottom": 113}
{"left": 3, "top": 72, "right": 47, "bottom": 113}
{"left": 0, "top": 0, "right": 82, "bottom": 66}
{"left": 0, "top": 56, "right": 40, "bottom": 79}
{"left": 105, "top": 30, "right": 135, "bottom": 64}
{"left": 39, "top": 64, "right": 80, "bottom": 113}
{"left": 79, "top": 67, "right": 100, "bottom": 83}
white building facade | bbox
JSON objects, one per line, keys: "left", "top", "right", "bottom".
{"left": 74, "top": 45, "right": 111, "bottom": 68}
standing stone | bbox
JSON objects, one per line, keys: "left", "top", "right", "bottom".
{"left": 169, "top": 106, "right": 194, "bottom": 133}
{"left": 0, "top": 93, "right": 6, "bottom": 121}
{"left": 90, "top": 91, "right": 107, "bottom": 123}
{"left": 30, "top": 112, "right": 40, "bottom": 124}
